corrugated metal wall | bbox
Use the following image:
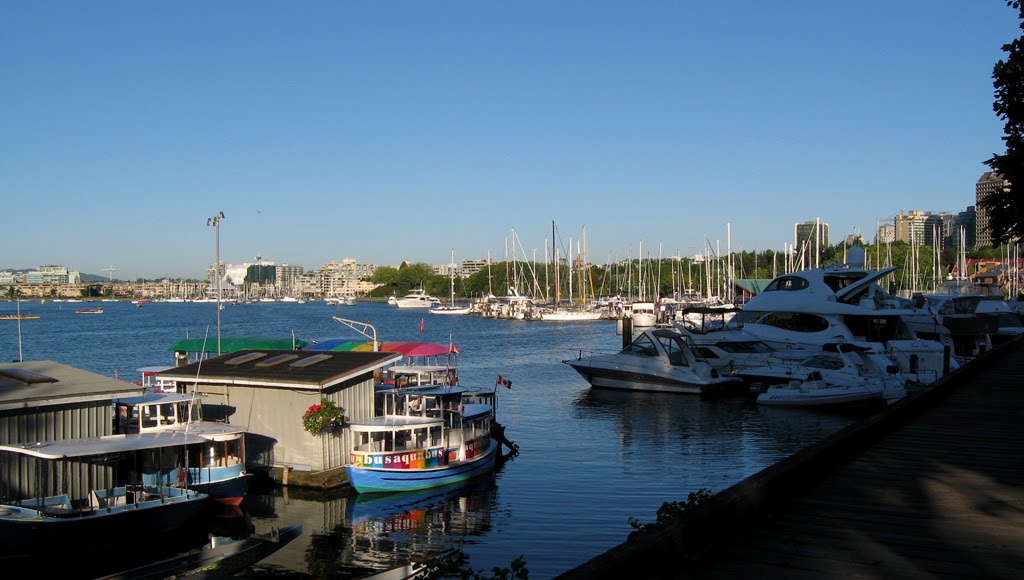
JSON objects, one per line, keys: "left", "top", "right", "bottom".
{"left": 0, "top": 401, "right": 113, "bottom": 501}
{"left": 223, "top": 376, "right": 375, "bottom": 473}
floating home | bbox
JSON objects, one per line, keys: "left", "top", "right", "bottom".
{"left": 0, "top": 360, "right": 144, "bottom": 497}
{"left": 157, "top": 349, "right": 402, "bottom": 487}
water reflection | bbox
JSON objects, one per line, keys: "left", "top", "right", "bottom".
{"left": 245, "top": 464, "right": 507, "bottom": 578}
{"left": 571, "top": 388, "right": 857, "bottom": 474}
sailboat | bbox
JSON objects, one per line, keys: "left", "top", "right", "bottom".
{"left": 430, "top": 250, "right": 471, "bottom": 315}
{"left": 541, "top": 225, "right": 603, "bottom": 321}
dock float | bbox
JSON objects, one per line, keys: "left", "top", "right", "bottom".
{"left": 559, "top": 337, "right": 1024, "bottom": 579}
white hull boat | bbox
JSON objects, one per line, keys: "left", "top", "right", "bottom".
{"left": 740, "top": 342, "right": 908, "bottom": 409}
{"left": 564, "top": 327, "right": 744, "bottom": 396}
{"left": 395, "top": 289, "right": 440, "bottom": 309}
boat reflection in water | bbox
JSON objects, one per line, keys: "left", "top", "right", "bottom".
{"left": 244, "top": 467, "right": 504, "bottom": 578}
{"left": 571, "top": 388, "right": 857, "bottom": 467}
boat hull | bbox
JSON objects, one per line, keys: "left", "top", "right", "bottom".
{"left": 429, "top": 306, "right": 471, "bottom": 315}
{"left": 565, "top": 360, "right": 742, "bottom": 396}
{"left": 756, "top": 381, "right": 905, "bottom": 409}
{"left": 541, "top": 311, "right": 603, "bottom": 321}
{"left": 345, "top": 440, "right": 499, "bottom": 493}
{"left": 0, "top": 488, "right": 209, "bottom": 563}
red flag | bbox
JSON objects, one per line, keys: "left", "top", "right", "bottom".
{"left": 496, "top": 374, "right": 503, "bottom": 386}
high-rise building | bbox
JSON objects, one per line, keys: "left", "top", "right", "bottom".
{"left": 876, "top": 223, "right": 896, "bottom": 244}
{"left": 794, "top": 220, "right": 829, "bottom": 254}
{"left": 952, "top": 206, "right": 977, "bottom": 250}
{"left": 894, "top": 211, "right": 933, "bottom": 245}
{"left": 976, "top": 171, "right": 1006, "bottom": 248}
{"left": 923, "top": 212, "right": 955, "bottom": 248}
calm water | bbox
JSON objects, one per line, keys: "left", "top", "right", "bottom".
{"left": 0, "top": 300, "right": 857, "bottom": 578}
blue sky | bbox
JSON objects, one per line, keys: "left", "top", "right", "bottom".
{"left": 2, "top": 1, "right": 1019, "bottom": 279}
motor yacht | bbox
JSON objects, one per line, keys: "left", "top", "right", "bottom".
{"left": 729, "top": 249, "right": 951, "bottom": 384}
{"left": 563, "top": 327, "right": 744, "bottom": 396}
{"left": 394, "top": 289, "right": 441, "bottom": 309}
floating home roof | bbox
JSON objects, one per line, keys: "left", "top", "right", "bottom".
{"left": 0, "top": 360, "right": 142, "bottom": 411}
{"left": 157, "top": 349, "right": 402, "bottom": 391}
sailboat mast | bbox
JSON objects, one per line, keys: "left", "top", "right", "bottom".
{"left": 553, "top": 221, "right": 559, "bottom": 306}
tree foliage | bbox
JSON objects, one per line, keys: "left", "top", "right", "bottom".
{"left": 984, "top": 1, "right": 1024, "bottom": 243}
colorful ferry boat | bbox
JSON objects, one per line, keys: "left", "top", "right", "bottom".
{"left": 345, "top": 384, "right": 502, "bottom": 494}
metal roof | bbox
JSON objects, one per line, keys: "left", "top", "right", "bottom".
{"left": 0, "top": 431, "right": 207, "bottom": 459}
{"left": 0, "top": 360, "right": 142, "bottom": 411}
{"left": 157, "top": 349, "right": 402, "bottom": 390}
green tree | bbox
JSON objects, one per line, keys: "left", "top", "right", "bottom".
{"left": 984, "top": 1, "right": 1024, "bottom": 244}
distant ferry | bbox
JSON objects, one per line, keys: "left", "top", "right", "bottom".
{"left": 75, "top": 307, "right": 104, "bottom": 315}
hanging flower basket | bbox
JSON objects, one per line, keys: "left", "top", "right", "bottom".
{"left": 302, "top": 399, "right": 345, "bottom": 435}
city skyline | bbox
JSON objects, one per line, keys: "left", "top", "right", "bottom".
{"left": 2, "top": 2, "right": 1017, "bottom": 278}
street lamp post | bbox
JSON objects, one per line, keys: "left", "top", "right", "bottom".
{"left": 207, "top": 211, "right": 226, "bottom": 355}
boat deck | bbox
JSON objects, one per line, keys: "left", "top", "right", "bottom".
{"left": 559, "top": 337, "right": 1024, "bottom": 579}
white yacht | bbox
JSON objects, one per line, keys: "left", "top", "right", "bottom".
{"left": 394, "top": 289, "right": 441, "bottom": 309}
{"left": 563, "top": 327, "right": 744, "bottom": 396}
{"left": 730, "top": 250, "right": 950, "bottom": 385}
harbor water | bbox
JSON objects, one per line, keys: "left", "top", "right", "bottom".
{"left": 0, "top": 300, "right": 857, "bottom": 578}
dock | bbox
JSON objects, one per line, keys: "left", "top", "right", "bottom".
{"left": 559, "top": 337, "right": 1024, "bottom": 579}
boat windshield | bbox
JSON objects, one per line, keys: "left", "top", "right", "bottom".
{"left": 800, "top": 354, "right": 847, "bottom": 370}
{"left": 654, "top": 334, "right": 689, "bottom": 366}
{"left": 622, "top": 334, "right": 658, "bottom": 357}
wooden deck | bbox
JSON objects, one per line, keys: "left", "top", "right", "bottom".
{"left": 559, "top": 337, "right": 1024, "bottom": 579}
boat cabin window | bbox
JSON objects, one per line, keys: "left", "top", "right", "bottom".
{"left": 938, "top": 297, "right": 980, "bottom": 315}
{"left": 623, "top": 334, "right": 659, "bottom": 357}
{"left": 464, "top": 414, "right": 493, "bottom": 440}
{"left": 763, "top": 276, "right": 809, "bottom": 292}
{"left": 695, "top": 347, "right": 719, "bottom": 360}
{"left": 715, "top": 341, "right": 774, "bottom": 354}
{"left": 801, "top": 354, "right": 846, "bottom": 370}
{"left": 822, "top": 273, "right": 866, "bottom": 293}
{"left": 187, "top": 439, "right": 243, "bottom": 468}
{"left": 655, "top": 335, "right": 689, "bottom": 366}
{"left": 354, "top": 425, "right": 443, "bottom": 452}
{"left": 754, "top": 312, "right": 830, "bottom": 333}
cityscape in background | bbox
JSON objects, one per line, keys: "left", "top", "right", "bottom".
{"left": 1, "top": 171, "right": 1011, "bottom": 300}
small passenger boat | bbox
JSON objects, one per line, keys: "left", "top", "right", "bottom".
{"left": 345, "top": 384, "right": 502, "bottom": 493}
{"left": 112, "top": 392, "right": 250, "bottom": 504}
{"left": 75, "top": 307, "right": 104, "bottom": 314}
{"left": 0, "top": 432, "right": 210, "bottom": 564}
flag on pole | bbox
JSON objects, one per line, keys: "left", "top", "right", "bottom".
{"left": 496, "top": 374, "right": 512, "bottom": 389}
